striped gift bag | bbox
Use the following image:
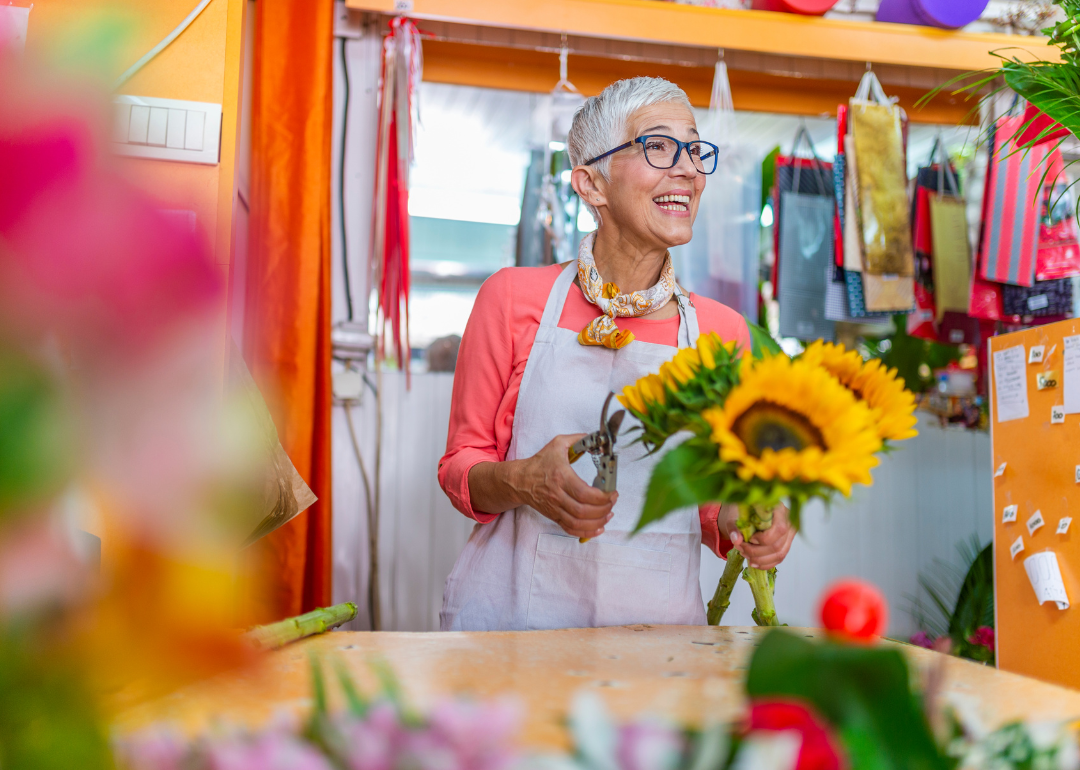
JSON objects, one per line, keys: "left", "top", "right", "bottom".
{"left": 977, "top": 115, "right": 1050, "bottom": 287}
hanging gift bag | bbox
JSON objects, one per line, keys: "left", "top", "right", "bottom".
{"left": 776, "top": 126, "right": 835, "bottom": 341}
{"left": 838, "top": 133, "right": 894, "bottom": 319}
{"left": 849, "top": 70, "right": 916, "bottom": 279}
{"left": 969, "top": 121, "right": 1021, "bottom": 324}
{"left": 977, "top": 114, "right": 1050, "bottom": 288}
{"left": 1035, "top": 151, "right": 1080, "bottom": 281}
{"left": 1002, "top": 279, "right": 1074, "bottom": 318}
{"left": 927, "top": 146, "right": 971, "bottom": 322}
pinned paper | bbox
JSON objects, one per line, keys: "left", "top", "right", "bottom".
{"left": 1037, "top": 371, "right": 1059, "bottom": 390}
{"left": 993, "top": 346, "right": 1029, "bottom": 421}
{"left": 1003, "top": 504, "right": 1018, "bottom": 523}
{"left": 1030, "top": 345, "right": 1046, "bottom": 364}
{"left": 1058, "top": 517, "right": 1072, "bottom": 535}
{"left": 1052, "top": 405, "right": 1066, "bottom": 424}
{"left": 1010, "top": 536, "right": 1025, "bottom": 559}
{"left": 1064, "top": 336, "right": 1080, "bottom": 414}
{"left": 1075, "top": 465, "right": 1080, "bottom": 484}
{"left": 1028, "top": 510, "right": 1045, "bottom": 535}
{"left": 1024, "top": 551, "right": 1070, "bottom": 609}
{"left": 995, "top": 462, "right": 1007, "bottom": 477}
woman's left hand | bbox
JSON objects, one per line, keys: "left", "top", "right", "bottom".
{"left": 718, "top": 502, "right": 795, "bottom": 571}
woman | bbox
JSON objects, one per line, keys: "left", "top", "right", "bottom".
{"left": 438, "top": 77, "right": 794, "bottom": 632}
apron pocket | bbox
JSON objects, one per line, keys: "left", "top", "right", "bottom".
{"left": 525, "top": 533, "right": 672, "bottom": 630}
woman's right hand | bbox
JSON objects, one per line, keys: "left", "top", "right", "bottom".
{"left": 514, "top": 434, "right": 617, "bottom": 539}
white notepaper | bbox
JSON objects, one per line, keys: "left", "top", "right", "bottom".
{"left": 1064, "top": 336, "right": 1080, "bottom": 414}
{"left": 1052, "top": 405, "right": 1066, "bottom": 424}
{"left": 1024, "top": 551, "right": 1070, "bottom": 609}
{"left": 994, "top": 345, "right": 1029, "bottom": 422}
{"left": 1011, "top": 536, "right": 1025, "bottom": 559}
{"left": 995, "top": 462, "right": 1007, "bottom": 478}
{"left": 1028, "top": 510, "right": 1045, "bottom": 535}
{"left": 1058, "top": 517, "right": 1072, "bottom": 535}
{"left": 1003, "top": 505, "right": 1018, "bottom": 523}
{"left": 1030, "top": 345, "right": 1046, "bottom": 364}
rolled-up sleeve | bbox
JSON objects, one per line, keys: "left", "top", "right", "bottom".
{"left": 438, "top": 270, "right": 516, "bottom": 523}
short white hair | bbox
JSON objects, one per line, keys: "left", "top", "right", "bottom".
{"left": 567, "top": 77, "right": 693, "bottom": 221}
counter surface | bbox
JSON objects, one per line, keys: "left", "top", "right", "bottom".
{"left": 115, "top": 625, "right": 1080, "bottom": 749}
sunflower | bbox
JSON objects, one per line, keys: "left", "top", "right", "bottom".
{"left": 703, "top": 354, "right": 882, "bottom": 496}
{"left": 801, "top": 341, "right": 918, "bottom": 442}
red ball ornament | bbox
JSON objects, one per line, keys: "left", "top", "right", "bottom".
{"left": 818, "top": 580, "right": 888, "bottom": 641}
{"left": 751, "top": 0, "right": 841, "bottom": 15}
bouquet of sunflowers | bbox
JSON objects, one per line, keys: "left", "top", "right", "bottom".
{"left": 618, "top": 327, "right": 918, "bottom": 627}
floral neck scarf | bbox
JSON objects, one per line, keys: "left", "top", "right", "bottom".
{"left": 576, "top": 230, "right": 676, "bottom": 349}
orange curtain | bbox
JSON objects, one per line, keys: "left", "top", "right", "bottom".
{"left": 243, "top": 0, "right": 334, "bottom": 621}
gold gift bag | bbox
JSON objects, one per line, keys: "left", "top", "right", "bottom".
{"left": 929, "top": 193, "right": 972, "bottom": 321}
{"left": 850, "top": 72, "right": 915, "bottom": 279}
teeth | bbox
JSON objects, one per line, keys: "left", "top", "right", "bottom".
{"left": 654, "top": 194, "right": 690, "bottom": 204}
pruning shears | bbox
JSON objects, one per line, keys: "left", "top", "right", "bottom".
{"left": 567, "top": 392, "right": 625, "bottom": 541}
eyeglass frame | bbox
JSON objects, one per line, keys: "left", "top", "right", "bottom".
{"left": 583, "top": 134, "right": 720, "bottom": 175}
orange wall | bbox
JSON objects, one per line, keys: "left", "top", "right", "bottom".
{"left": 990, "top": 321, "right": 1080, "bottom": 689}
{"left": 25, "top": 0, "right": 246, "bottom": 267}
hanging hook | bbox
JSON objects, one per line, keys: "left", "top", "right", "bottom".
{"left": 553, "top": 33, "right": 580, "bottom": 94}
{"left": 717, "top": 48, "right": 725, "bottom": 62}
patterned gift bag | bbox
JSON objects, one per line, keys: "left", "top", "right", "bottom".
{"left": 977, "top": 115, "right": 1050, "bottom": 287}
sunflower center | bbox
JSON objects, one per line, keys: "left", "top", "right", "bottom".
{"left": 731, "top": 401, "right": 826, "bottom": 457}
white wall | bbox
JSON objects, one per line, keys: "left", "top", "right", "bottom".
{"left": 333, "top": 373, "right": 992, "bottom": 637}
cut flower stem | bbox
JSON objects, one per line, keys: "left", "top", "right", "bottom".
{"left": 706, "top": 503, "right": 780, "bottom": 627}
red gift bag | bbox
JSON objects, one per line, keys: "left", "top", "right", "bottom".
{"left": 1035, "top": 151, "right": 1080, "bottom": 281}
{"left": 1017, "top": 104, "right": 1069, "bottom": 148}
{"left": 977, "top": 115, "right": 1050, "bottom": 288}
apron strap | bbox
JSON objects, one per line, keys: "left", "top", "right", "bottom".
{"left": 538, "top": 261, "right": 579, "bottom": 331}
{"left": 674, "top": 284, "right": 699, "bottom": 349}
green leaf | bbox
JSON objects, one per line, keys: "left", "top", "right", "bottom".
{"left": 335, "top": 660, "right": 369, "bottom": 717}
{"left": 634, "top": 442, "right": 725, "bottom": 533}
{"left": 309, "top": 653, "right": 328, "bottom": 714}
{"left": 744, "top": 317, "right": 782, "bottom": 360}
{"left": 746, "top": 631, "right": 948, "bottom": 770}
{"left": 0, "top": 348, "right": 73, "bottom": 517}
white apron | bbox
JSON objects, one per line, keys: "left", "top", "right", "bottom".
{"left": 440, "top": 261, "right": 705, "bottom": 631}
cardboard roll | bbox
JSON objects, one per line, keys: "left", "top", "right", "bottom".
{"left": 875, "top": 0, "right": 990, "bottom": 29}
{"left": 750, "top": 0, "right": 839, "bottom": 15}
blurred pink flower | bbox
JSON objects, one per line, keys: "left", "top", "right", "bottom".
{"left": 910, "top": 631, "right": 935, "bottom": 649}
{"left": 114, "top": 729, "right": 187, "bottom": 770}
{"left": 615, "top": 720, "right": 684, "bottom": 770}
{"left": 202, "top": 732, "right": 334, "bottom": 770}
{"left": 0, "top": 66, "right": 221, "bottom": 356}
{"left": 969, "top": 626, "right": 994, "bottom": 653}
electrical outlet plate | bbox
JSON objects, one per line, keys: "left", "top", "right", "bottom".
{"left": 112, "top": 95, "right": 222, "bottom": 165}
{"left": 334, "top": 0, "right": 363, "bottom": 39}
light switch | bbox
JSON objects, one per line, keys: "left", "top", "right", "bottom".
{"left": 128, "top": 105, "right": 150, "bottom": 144}
{"left": 147, "top": 107, "right": 168, "bottom": 147}
{"left": 113, "top": 103, "right": 131, "bottom": 144}
{"left": 166, "top": 109, "right": 186, "bottom": 149}
{"left": 112, "top": 95, "right": 221, "bottom": 165}
{"left": 184, "top": 110, "right": 205, "bottom": 151}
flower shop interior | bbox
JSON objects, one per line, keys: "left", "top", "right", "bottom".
{"left": 7, "top": 0, "right": 1080, "bottom": 768}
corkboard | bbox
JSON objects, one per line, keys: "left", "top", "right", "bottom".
{"left": 990, "top": 318, "right": 1080, "bottom": 689}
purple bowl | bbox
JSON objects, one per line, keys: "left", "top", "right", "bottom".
{"left": 876, "top": 0, "right": 989, "bottom": 29}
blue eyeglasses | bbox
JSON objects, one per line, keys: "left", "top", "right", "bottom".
{"left": 584, "top": 135, "right": 719, "bottom": 175}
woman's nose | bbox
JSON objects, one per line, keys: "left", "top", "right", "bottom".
{"left": 671, "top": 149, "right": 700, "bottom": 177}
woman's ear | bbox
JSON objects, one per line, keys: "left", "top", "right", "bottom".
{"left": 571, "top": 166, "right": 606, "bottom": 209}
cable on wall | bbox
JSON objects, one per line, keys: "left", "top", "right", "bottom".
{"left": 339, "top": 36, "right": 356, "bottom": 321}
{"left": 113, "top": 0, "right": 215, "bottom": 90}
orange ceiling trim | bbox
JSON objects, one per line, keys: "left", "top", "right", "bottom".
{"left": 421, "top": 40, "right": 978, "bottom": 126}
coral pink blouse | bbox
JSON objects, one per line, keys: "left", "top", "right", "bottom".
{"left": 438, "top": 263, "right": 750, "bottom": 557}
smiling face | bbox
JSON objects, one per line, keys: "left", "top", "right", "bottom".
{"left": 574, "top": 101, "right": 707, "bottom": 251}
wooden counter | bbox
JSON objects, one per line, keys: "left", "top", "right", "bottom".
{"left": 115, "top": 626, "right": 1080, "bottom": 749}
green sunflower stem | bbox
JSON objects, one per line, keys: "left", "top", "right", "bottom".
{"left": 707, "top": 548, "right": 745, "bottom": 625}
{"left": 744, "top": 566, "right": 780, "bottom": 627}
{"left": 707, "top": 503, "right": 781, "bottom": 627}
